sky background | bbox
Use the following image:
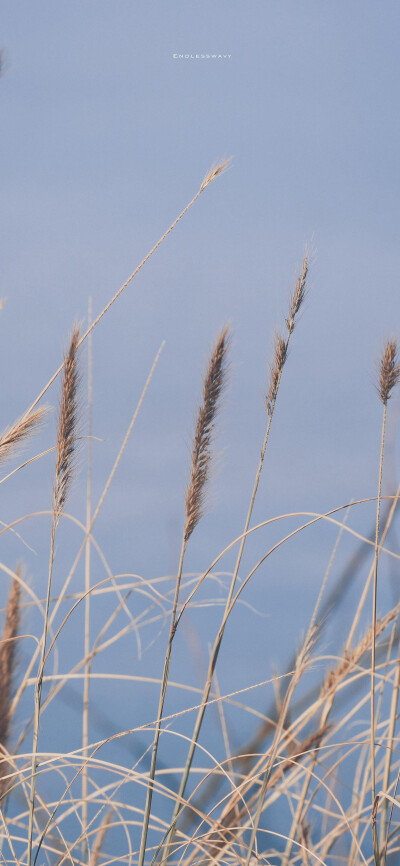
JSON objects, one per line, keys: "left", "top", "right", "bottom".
{"left": 2, "top": 0, "right": 400, "bottom": 846}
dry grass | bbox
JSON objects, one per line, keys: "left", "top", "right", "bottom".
{"left": 0, "top": 569, "right": 21, "bottom": 803}
{"left": 2, "top": 166, "right": 400, "bottom": 866}
{"left": 184, "top": 326, "right": 230, "bottom": 542}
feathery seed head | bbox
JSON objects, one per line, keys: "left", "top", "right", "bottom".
{"left": 184, "top": 326, "right": 230, "bottom": 542}
{"left": 286, "top": 256, "right": 308, "bottom": 335}
{"left": 266, "top": 332, "right": 287, "bottom": 416}
{"left": 378, "top": 340, "right": 400, "bottom": 405}
{"left": 0, "top": 407, "right": 47, "bottom": 466}
{"left": 53, "top": 325, "right": 81, "bottom": 515}
{"left": 200, "top": 158, "right": 232, "bottom": 193}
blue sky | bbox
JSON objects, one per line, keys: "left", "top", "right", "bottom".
{"left": 2, "top": 0, "right": 400, "bottom": 827}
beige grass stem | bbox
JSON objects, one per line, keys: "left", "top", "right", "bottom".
{"left": 82, "top": 299, "right": 93, "bottom": 861}
{"left": 138, "top": 327, "right": 229, "bottom": 866}
{"left": 89, "top": 808, "right": 113, "bottom": 866}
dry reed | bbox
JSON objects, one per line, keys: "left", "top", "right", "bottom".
{"left": 138, "top": 326, "right": 230, "bottom": 866}
{"left": 27, "top": 325, "right": 81, "bottom": 866}
{"left": 0, "top": 570, "right": 21, "bottom": 803}
{"left": 53, "top": 325, "right": 81, "bottom": 516}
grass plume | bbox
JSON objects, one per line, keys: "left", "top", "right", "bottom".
{"left": 199, "top": 158, "right": 232, "bottom": 192}
{"left": 378, "top": 340, "right": 400, "bottom": 405}
{"left": 53, "top": 325, "right": 81, "bottom": 516}
{"left": 184, "top": 325, "right": 230, "bottom": 541}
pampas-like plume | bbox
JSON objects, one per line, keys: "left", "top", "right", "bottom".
{"left": 378, "top": 340, "right": 400, "bottom": 404}
{"left": 0, "top": 569, "right": 21, "bottom": 802}
{"left": 53, "top": 325, "right": 81, "bottom": 515}
{"left": 200, "top": 158, "right": 232, "bottom": 192}
{"left": 286, "top": 255, "right": 308, "bottom": 334}
{"left": 0, "top": 408, "right": 46, "bottom": 466}
{"left": 266, "top": 257, "right": 308, "bottom": 417}
{"left": 184, "top": 326, "right": 229, "bottom": 541}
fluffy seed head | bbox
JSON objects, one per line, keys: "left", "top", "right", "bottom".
{"left": 266, "top": 332, "right": 287, "bottom": 416}
{"left": 184, "top": 326, "right": 230, "bottom": 542}
{"left": 286, "top": 256, "right": 308, "bottom": 335}
{"left": 53, "top": 325, "right": 81, "bottom": 515}
{"left": 0, "top": 407, "right": 47, "bottom": 466}
{"left": 378, "top": 340, "right": 400, "bottom": 405}
{"left": 200, "top": 158, "right": 232, "bottom": 192}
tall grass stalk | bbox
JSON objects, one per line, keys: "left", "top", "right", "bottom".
{"left": 82, "top": 298, "right": 93, "bottom": 860}
{"left": 27, "top": 326, "right": 81, "bottom": 866}
{"left": 158, "top": 257, "right": 308, "bottom": 865}
{"left": 371, "top": 341, "right": 400, "bottom": 864}
{"left": 138, "top": 327, "right": 229, "bottom": 866}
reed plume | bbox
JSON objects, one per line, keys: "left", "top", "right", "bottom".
{"left": 53, "top": 325, "right": 81, "bottom": 515}
{"left": 378, "top": 340, "right": 400, "bottom": 404}
{"left": 286, "top": 255, "right": 308, "bottom": 334}
{"left": 0, "top": 408, "right": 46, "bottom": 466}
{"left": 266, "top": 256, "right": 307, "bottom": 416}
{"left": 200, "top": 158, "right": 232, "bottom": 193}
{"left": 27, "top": 325, "right": 81, "bottom": 866}
{"left": 266, "top": 333, "right": 287, "bottom": 416}
{"left": 184, "top": 326, "right": 230, "bottom": 541}
{"left": 0, "top": 569, "right": 21, "bottom": 803}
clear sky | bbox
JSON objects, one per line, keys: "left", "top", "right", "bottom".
{"left": 2, "top": 0, "right": 400, "bottom": 824}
